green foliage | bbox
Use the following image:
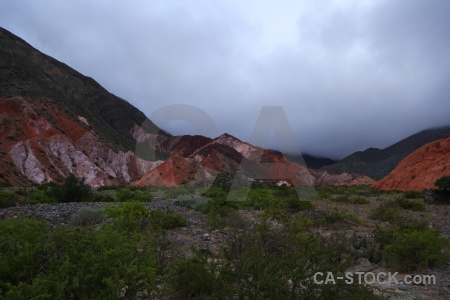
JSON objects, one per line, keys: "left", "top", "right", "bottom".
{"left": 50, "top": 174, "right": 93, "bottom": 202}
{"left": 105, "top": 202, "right": 186, "bottom": 231}
{"left": 0, "top": 219, "right": 158, "bottom": 299}
{"left": 115, "top": 188, "right": 153, "bottom": 202}
{"left": 167, "top": 255, "right": 219, "bottom": 298}
{"left": 332, "top": 195, "right": 370, "bottom": 204}
{"left": 173, "top": 195, "right": 208, "bottom": 212}
{"left": 288, "top": 213, "right": 316, "bottom": 230}
{"left": 25, "top": 189, "right": 54, "bottom": 205}
{"left": 105, "top": 202, "right": 149, "bottom": 231}
{"left": 369, "top": 200, "right": 401, "bottom": 222}
{"left": 217, "top": 222, "right": 379, "bottom": 299}
{"left": 318, "top": 208, "right": 363, "bottom": 226}
{"left": 285, "top": 197, "right": 314, "bottom": 212}
{"left": 69, "top": 207, "right": 106, "bottom": 226}
{"left": 375, "top": 221, "right": 448, "bottom": 272}
{"left": 164, "top": 186, "right": 196, "bottom": 199}
{"left": 403, "top": 190, "right": 424, "bottom": 199}
{"left": 92, "top": 193, "right": 115, "bottom": 202}
{"left": 206, "top": 205, "right": 241, "bottom": 229}
{"left": 0, "top": 191, "right": 17, "bottom": 208}
{"left": 148, "top": 210, "right": 187, "bottom": 230}
{"left": 395, "top": 198, "right": 426, "bottom": 212}
{"left": 96, "top": 185, "right": 120, "bottom": 191}
{"left": 435, "top": 175, "right": 450, "bottom": 190}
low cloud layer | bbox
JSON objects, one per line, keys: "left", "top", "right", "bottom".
{"left": 1, "top": 0, "right": 449, "bottom": 158}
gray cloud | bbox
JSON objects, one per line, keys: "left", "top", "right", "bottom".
{"left": 1, "top": 0, "right": 449, "bottom": 159}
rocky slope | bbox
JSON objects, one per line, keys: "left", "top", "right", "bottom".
{"left": 372, "top": 135, "right": 450, "bottom": 191}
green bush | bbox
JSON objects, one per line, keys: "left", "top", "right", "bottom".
{"left": 105, "top": 202, "right": 186, "bottom": 231}
{"left": 435, "top": 175, "right": 450, "bottom": 190}
{"left": 285, "top": 197, "right": 314, "bottom": 212}
{"left": 369, "top": 200, "right": 401, "bottom": 222}
{"left": 70, "top": 207, "right": 106, "bottom": 226}
{"left": 207, "top": 205, "right": 240, "bottom": 229}
{"left": 403, "top": 190, "right": 424, "bottom": 199}
{"left": 167, "top": 255, "right": 219, "bottom": 298}
{"left": 395, "top": 198, "right": 426, "bottom": 212}
{"left": 0, "top": 191, "right": 17, "bottom": 208}
{"left": 92, "top": 193, "right": 115, "bottom": 202}
{"left": 318, "top": 208, "right": 363, "bottom": 226}
{"left": 0, "top": 219, "right": 158, "bottom": 299}
{"left": 375, "top": 222, "right": 448, "bottom": 271}
{"left": 115, "top": 188, "right": 153, "bottom": 202}
{"left": 105, "top": 202, "right": 149, "bottom": 231}
{"left": 332, "top": 195, "right": 369, "bottom": 204}
{"left": 148, "top": 210, "right": 187, "bottom": 230}
{"left": 218, "top": 222, "right": 378, "bottom": 299}
{"left": 96, "top": 185, "right": 120, "bottom": 191}
{"left": 50, "top": 174, "right": 93, "bottom": 202}
{"left": 25, "top": 189, "right": 54, "bottom": 205}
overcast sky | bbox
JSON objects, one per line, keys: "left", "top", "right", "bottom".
{"left": 1, "top": 0, "right": 449, "bottom": 159}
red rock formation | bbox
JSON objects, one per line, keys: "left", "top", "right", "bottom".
{"left": 0, "top": 97, "right": 161, "bottom": 187}
{"left": 371, "top": 135, "right": 450, "bottom": 191}
{"left": 135, "top": 130, "right": 375, "bottom": 187}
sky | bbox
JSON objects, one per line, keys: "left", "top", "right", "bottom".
{"left": 1, "top": 0, "right": 449, "bottom": 159}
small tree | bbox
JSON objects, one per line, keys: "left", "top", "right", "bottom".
{"left": 435, "top": 175, "right": 450, "bottom": 191}
{"left": 51, "top": 174, "right": 93, "bottom": 202}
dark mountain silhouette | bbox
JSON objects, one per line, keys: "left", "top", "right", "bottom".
{"left": 322, "top": 126, "right": 450, "bottom": 180}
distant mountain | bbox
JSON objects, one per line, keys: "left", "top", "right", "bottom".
{"left": 372, "top": 135, "right": 450, "bottom": 191}
{"left": 270, "top": 151, "right": 337, "bottom": 169}
{"left": 0, "top": 27, "right": 374, "bottom": 187}
{"left": 134, "top": 132, "right": 374, "bottom": 187}
{"left": 322, "top": 126, "right": 450, "bottom": 180}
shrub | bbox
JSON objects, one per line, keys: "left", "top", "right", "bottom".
{"left": 167, "top": 255, "right": 219, "bottom": 298}
{"left": 285, "top": 197, "right": 314, "bottom": 212}
{"left": 332, "top": 195, "right": 369, "bottom": 205}
{"left": 50, "top": 174, "right": 93, "bottom": 202}
{"left": 70, "top": 207, "right": 106, "bottom": 226}
{"left": 369, "top": 200, "right": 400, "bottom": 222}
{"left": 92, "top": 193, "right": 115, "bottom": 202}
{"left": 218, "top": 222, "right": 378, "bottom": 299}
{"left": 403, "top": 190, "right": 424, "bottom": 199}
{"left": 0, "top": 219, "right": 158, "bottom": 298}
{"left": 319, "top": 208, "right": 363, "bottom": 226}
{"left": 174, "top": 195, "right": 208, "bottom": 211}
{"left": 148, "top": 210, "right": 187, "bottom": 230}
{"left": 395, "top": 198, "right": 426, "bottom": 212}
{"left": 105, "top": 202, "right": 186, "bottom": 231}
{"left": 97, "top": 185, "right": 120, "bottom": 191}
{"left": 207, "top": 205, "right": 240, "bottom": 229}
{"left": 115, "top": 188, "right": 153, "bottom": 202}
{"left": 0, "top": 191, "right": 17, "bottom": 208}
{"left": 435, "top": 175, "right": 450, "bottom": 190}
{"left": 25, "top": 189, "right": 54, "bottom": 205}
{"left": 375, "top": 222, "right": 448, "bottom": 271}
{"left": 105, "top": 202, "right": 149, "bottom": 231}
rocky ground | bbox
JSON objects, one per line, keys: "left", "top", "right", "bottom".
{"left": 0, "top": 194, "right": 449, "bottom": 300}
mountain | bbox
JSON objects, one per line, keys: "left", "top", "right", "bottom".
{"left": 0, "top": 27, "right": 168, "bottom": 186}
{"left": 134, "top": 132, "right": 374, "bottom": 187}
{"left": 372, "top": 135, "right": 450, "bottom": 191}
{"left": 0, "top": 27, "right": 374, "bottom": 188}
{"left": 322, "top": 126, "right": 450, "bottom": 180}
{"left": 270, "top": 151, "right": 337, "bottom": 169}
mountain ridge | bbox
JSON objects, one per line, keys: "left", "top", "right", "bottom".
{"left": 321, "top": 125, "right": 450, "bottom": 180}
